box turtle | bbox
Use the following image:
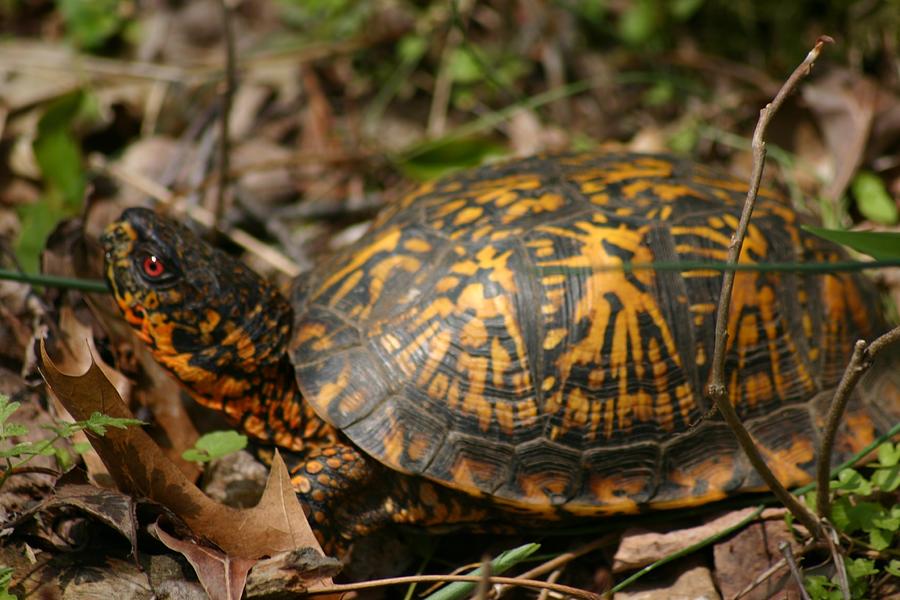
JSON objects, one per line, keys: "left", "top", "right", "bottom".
{"left": 101, "top": 152, "right": 900, "bottom": 552}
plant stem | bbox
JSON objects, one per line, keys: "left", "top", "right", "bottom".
{"left": 706, "top": 36, "right": 834, "bottom": 541}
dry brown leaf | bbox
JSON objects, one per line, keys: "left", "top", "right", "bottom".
{"left": 713, "top": 519, "right": 802, "bottom": 600}
{"left": 150, "top": 521, "right": 257, "bottom": 600}
{"left": 802, "top": 69, "right": 878, "bottom": 202}
{"left": 54, "top": 203, "right": 204, "bottom": 477}
{"left": 245, "top": 548, "right": 342, "bottom": 597}
{"left": 41, "top": 484, "right": 139, "bottom": 554}
{"left": 612, "top": 508, "right": 760, "bottom": 572}
{"left": 38, "top": 341, "right": 332, "bottom": 570}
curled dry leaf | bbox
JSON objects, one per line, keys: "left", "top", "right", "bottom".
{"left": 40, "top": 483, "right": 139, "bottom": 555}
{"left": 38, "top": 340, "right": 331, "bottom": 569}
{"left": 150, "top": 520, "right": 257, "bottom": 600}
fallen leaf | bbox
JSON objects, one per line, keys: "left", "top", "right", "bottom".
{"left": 38, "top": 341, "right": 331, "bottom": 567}
{"left": 802, "top": 69, "right": 878, "bottom": 203}
{"left": 245, "top": 547, "right": 342, "bottom": 597}
{"left": 150, "top": 520, "right": 257, "bottom": 600}
{"left": 46, "top": 206, "right": 202, "bottom": 478}
{"left": 41, "top": 483, "right": 139, "bottom": 555}
{"left": 612, "top": 508, "right": 760, "bottom": 572}
{"left": 713, "top": 518, "right": 802, "bottom": 600}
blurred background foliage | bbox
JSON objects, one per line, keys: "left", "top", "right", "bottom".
{"left": 0, "top": 0, "right": 898, "bottom": 273}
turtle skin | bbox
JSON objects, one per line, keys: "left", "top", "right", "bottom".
{"left": 102, "top": 152, "right": 900, "bottom": 550}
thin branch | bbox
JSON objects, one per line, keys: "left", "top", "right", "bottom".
{"left": 814, "top": 292, "right": 900, "bottom": 517}
{"left": 824, "top": 524, "right": 851, "bottom": 600}
{"left": 779, "top": 542, "right": 813, "bottom": 600}
{"left": 305, "top": 574, "right": 603, "bottom": 600}
{"left": 537, "top": 570, "right": 562, "bottom": 600}
{"left": 705, "top": 36, "right": 833, "bottom": 541}
{"left": 214, "top": 0, "right": 238, "bottom": 234}
{"left": 475, "top": 555, "right": 491, "bottom": 600}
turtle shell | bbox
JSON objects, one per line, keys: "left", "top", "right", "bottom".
{"left": 289, "top": 152, "right": 900, "bottom": 515}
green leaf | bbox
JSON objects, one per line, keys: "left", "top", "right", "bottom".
{"left": 0, "top": 423, "right": 28, "bottom": 438}
{"left": 34, "top": 90, "right": 86, "bottom": 208}
{"left": 803, "top": 226, "right": 900, "bottom": 261}
{"left": 0, "top": 397, "right": 20, "bottom": 424}
{"left": 829, "top": 498, "right": 853, "bottom": 531}
{"left": 619, "top": 0, "right": 657, "bottom": 45}
{"left": 845, "top": 557, "right": 877, "bottom": 579}
{"left": 58, "top": 0, "right": 127, "bottom": 50}
{"left": 72, "top": 441, "right": 92, "bottom": 454}
{"left": 398, "top": 137, "right": 506, "bottom": 181}
{"left": 0, "top": 442, "right": 36, "bottom": 459}
{"left": 886, "top": 559, "right": 900, "bottom": 577}
{"left": 423, "top": 543, "right": 540, "bottom": 600}
{"left": 18, "top": 90, "right": 87, "bottom": 274}
{"left": 877, "top": 442, "right": 900, "bottom": 467}
{"left": 830, "top": 468, "right": 872, "bottom": 495}
{"left": 872, "top": 465, "right": 900, "bottom": 492}
{"left": 852, "top": 171, "right": 898, "bottom": 225}
{"left": 670, "top": 0, "right": 704, "bottom": 20}
{"left": 804, "top": 575, "right": 839, "bottom": 600}
{"left": 182, "top": 430, "right": 248, "bottom": 463}
{"left": 82, "top": 412, "right": 144, "bottom": 436}
{"left": 0, "top": 566, "right": 14, "bottom": 600}
{"left": 447, "top": 48, "right": 483, "bottom": 85}
{"left": 867, "top": 527, "right": 893, "bottom": 551}
{"left": 397, "top": 34, "right": 427, "bottom": 63}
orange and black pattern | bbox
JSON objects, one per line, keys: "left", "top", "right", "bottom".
{"left": 291, "top": 152, "right": 899, "bottom": 514}
{"left": 102, "top": 208, "right": 338, "bottom": 451}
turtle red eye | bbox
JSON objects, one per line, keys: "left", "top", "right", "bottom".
{"left": 142, "top": 255, "right": 165, "bottom": 278}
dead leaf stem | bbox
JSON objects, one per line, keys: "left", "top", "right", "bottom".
{"left": 705, "top": 36, "right": 834, "bottom": 541}
{"left": 815, "top": 324, "right": 900, "bottom": 518}
{"left": 779, "top": 541, "right": 813, "bottom": 600}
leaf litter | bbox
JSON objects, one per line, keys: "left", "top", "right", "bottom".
{"left": 38, "top": 341, "right": 335, "bottom": 597}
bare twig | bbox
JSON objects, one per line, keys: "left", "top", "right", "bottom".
{"left": 475, "top": 555, "right": 492, "bottom": 600}
{"left": 824, "top": 524, "right": 850, "bottom": 599}
{"left": 536, "top": 570, "right": 562, "bottom": 600}
{"left": 305, "top": 574, "right": 603, "bottom": 600}
{"left": 705, "top": 36, "right": 834, "bottom": 541}
{"left": 816, "top": 324, "right": 900, "bottom": 518}
{"left": 214, "top": 0, "right": 238, "bottom": 233}
{"left": 780, "top": 541, "right": 813, "bottom": 600}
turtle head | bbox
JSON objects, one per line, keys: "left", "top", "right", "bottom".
{"left": 101, "top": 207, "right": 294, "bottom": 417}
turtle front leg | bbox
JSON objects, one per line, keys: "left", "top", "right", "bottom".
{"left": 273, "top": 442, "right": 496, "bottom": 556}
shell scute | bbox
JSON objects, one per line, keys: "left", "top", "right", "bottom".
{"left": 290, "top": 152, "right": 898, "bottom": 512}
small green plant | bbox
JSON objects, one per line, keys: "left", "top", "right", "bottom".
{"left": 0, "top": 394, "right": 143, "bottom": 490}
{"left": 182, "top": 430, "right": 248, "bottom": 464}
{"left": 0, "top": 566, "right": 15, "bottom": 600}
{"left": 802, "top": 442, "right": 900, "bottom": 599}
